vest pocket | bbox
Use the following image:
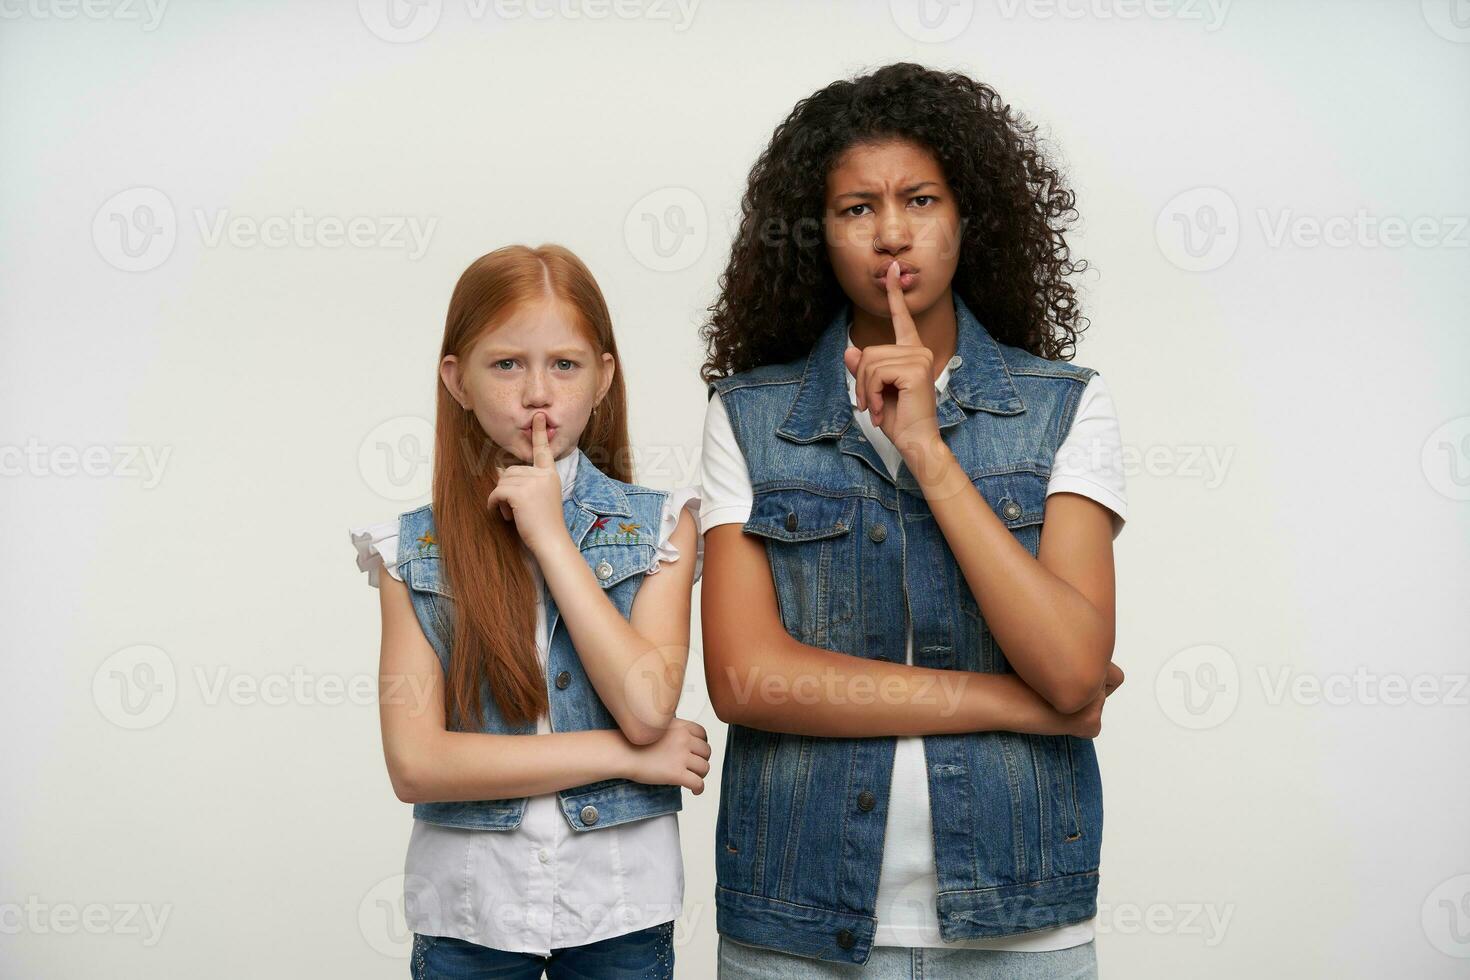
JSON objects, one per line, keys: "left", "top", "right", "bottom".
{"left": 743, "top": 488, "right": 857, "bottom": 641}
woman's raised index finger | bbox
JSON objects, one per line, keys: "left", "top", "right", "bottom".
{"left": 885, "top": 261, "right": 921, "bottom": 346}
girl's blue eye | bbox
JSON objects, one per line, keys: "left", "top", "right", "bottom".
{"left": 494, "top": 359, "right": 516, "bottom": 370}
{"left": 555, "top": 359, "right": 576, "bottom": 370}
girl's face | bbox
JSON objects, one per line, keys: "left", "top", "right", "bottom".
{"left": 441, "top": 298, "right": 614, "bottom": 466}
{"left": 823, "top": 138, "right": 962, "bottom": 323}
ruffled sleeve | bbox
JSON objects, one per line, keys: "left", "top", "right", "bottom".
{"left": 645, "top": 486, "right": 703, "bottom": 583}
{"left": 349, "top": 519, "right": 403, "bottom": 588}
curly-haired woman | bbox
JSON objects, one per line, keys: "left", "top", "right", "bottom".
{"left": 698, "top": 63, "right": 1128, "bottom": 979}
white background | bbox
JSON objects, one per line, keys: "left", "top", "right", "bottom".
{"left": 2, "top": 1, "right": 1468, "bottom": 977}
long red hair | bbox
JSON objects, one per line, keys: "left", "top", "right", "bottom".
{"left": 432, "top": 244, "right": 633, "bottom": 730}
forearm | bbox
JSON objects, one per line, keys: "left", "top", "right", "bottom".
{"left": 536, "top": 538, "right": 679, "bottom": 743}
{"left": 390, "top": 726, "right": 634, "bottom": 804}
{"left": 706, "top": 628, "right": 1077, "bottom": 738}
{"left": 907, "top": 440, "right": 1112, "bottom": 711}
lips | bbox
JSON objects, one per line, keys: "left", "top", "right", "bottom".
{"left": 873, "top": 261, "right": 920, "bottom": 291}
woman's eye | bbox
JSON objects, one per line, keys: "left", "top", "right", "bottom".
{"left": 845, "top": 203, "right": 871, "bottom": 217}
{"left": 911, "top": 195, "right": 935, "bottom": 207}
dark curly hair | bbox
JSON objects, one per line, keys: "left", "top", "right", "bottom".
{"left": 699, "top": 62, "right": 1090, "bottom": 382}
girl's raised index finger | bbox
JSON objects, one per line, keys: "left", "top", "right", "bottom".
{"left": 885, "top": 261, "right": 921, "bottom": 346}
{"left": 531, "top": 411, "right": 554, "bottom": 468}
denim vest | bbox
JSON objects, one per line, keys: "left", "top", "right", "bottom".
{"left": 395, "top": 446, "right": 683, "bottom": 833}
{"left": 707, "top": 293, "right": 1102, "bottom": 963}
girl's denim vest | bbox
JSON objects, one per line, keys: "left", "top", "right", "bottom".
{"left": 394, "top": 446, "right": 682, "bottom": 833}
{"left": 707, "top": 294, "right": 1102, "bottom": 964}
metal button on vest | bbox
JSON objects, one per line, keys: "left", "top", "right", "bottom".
{"left": 786, "top": 512, "right": 798, "bottom": 532}
{"left": 857, "top": 790, "right": 876, "bottom": 811}
{"left": 595, "top": 560, "right": 613, "bottom": 580}
{"left": 867, "top": 523, "right": 886, "bottom": 543}
{"left": 555, "top": 670, "right": 571, "bottom": 690}
{"left": 1002, "top": 500, "right": 1022, "bottom": 520}
{"left": 947, "top": 354, "right": 963, "bottom": 371}
{"left": 836, "top": 928, "right": 855, "bottom": 950}
{"left": 580, "top": 805, "right": 599, "bottom": 826}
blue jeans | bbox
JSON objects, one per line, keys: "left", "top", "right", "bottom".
{"left": 410, "top": 920, "right": 674, "bottom": 979}
{"left": 717, "top": 934, "right": 1098, "bottom": 979}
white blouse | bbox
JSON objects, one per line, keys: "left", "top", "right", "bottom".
{"left": 350, "top": 448, "right": 703, "bottom": 955}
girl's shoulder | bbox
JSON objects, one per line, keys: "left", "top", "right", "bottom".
{"left": 349, "top": 505, "right": 435, "bottom": 588}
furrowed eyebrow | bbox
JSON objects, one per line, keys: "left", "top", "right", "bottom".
{"left": 483, "top": 347, "right": 587, "bottom": 358}
{"left": 833, "top": 181, "right": 939, "bottom": 204}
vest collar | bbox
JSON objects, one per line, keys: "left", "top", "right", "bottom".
{"left": 565, "top": 445, "right": 632, "bottom": 518}
{"left": 776, "top": 291, "right": 1024, "bottom": 443}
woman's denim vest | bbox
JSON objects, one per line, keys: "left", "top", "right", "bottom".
{"left": 394, "top": 446, "right": 683, "bottom": 833}
{"left": 707, "top": 294, "right": 1102, "bottom": 964}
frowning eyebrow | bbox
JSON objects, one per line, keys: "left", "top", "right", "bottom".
{"left": 833, "top": 181, "right": 939, "bottom": 204}
{"left": 482, "top": 346, "right": 588, "bottom": 358}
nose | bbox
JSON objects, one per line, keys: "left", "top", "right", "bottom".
{"left": 873, "top": 207, "right": 912, "bottom": 257}
{"left": 522, "top": 367, "right": 551, "bottom": 407}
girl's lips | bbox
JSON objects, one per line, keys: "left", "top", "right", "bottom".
{"left": 876, "top": 270, "right": 920, "bottom": 291}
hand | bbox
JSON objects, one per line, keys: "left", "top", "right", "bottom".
{"left": 1059, "top": 661, "right": 1126, "bottom": 739}
{"left": 841, "top": 260, "right": 941, "bottom": 460}
{"left": 623, "top": 718, "right": 712, "bottom": 793}
{"left": 486, "top": 412, "right": 568, "bottom": 556}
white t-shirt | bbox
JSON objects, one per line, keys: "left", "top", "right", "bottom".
{"left": 697, "top": 330, "right": 1127, "bottom": 951}
{"left": 349, "top": 447, "right": 704, "bottom": 955}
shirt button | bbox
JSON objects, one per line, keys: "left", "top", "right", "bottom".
{"left": 555, "top": 670, "right": 571, "bottom": 690}
{"left": 836, "top": 928, "right": 856, "bottom": 950}
{"left": 538, "top": 848, "right": 549, "bottom": 863}
{"left": 1002, "top": 500, "right": 1022, "bottom": 520}
{"left": 867, "top": 524, "right": 887, "bottom": 543}
{"left": 580, "top": 804, "right": 599, "bottom": 826}
{"left": 785, "top": 512, "right": 799, "bottom": 532}
{"left": 595, "top": 560, "right": 613, "bottom": 580}
{"left": 857, "top": 790, "right": 876, "bottom": 811}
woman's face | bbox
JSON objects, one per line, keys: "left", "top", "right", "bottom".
{"left": 441, "top": 298, "right": 614, "bottom": 466}
{"left": 823, "top": 138, "right": 962, "bottom": 323}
